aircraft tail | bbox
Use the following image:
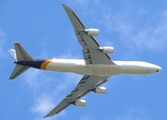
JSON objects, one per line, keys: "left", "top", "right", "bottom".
{"left": 9, "top": 42, "right": 34, "bottom": 80}
{"left": 9, "top": 65, "right": 30, "bottom": 79}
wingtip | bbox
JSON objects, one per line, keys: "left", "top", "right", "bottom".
{"left": 43, "top": 112, "right": 53, "bottom": 118}
{"left": 43, "top": 114, "right": 51, "bottom": 118}
{"left": 14, "top": 42, "right": 19, "bottom": 44}
{"left": 9, "top": 77, "right": 14, "bottom": 80}
{"left": 61, "top": 3, "right": 70, "bottom": 10}
{"left": 61, "top": 3, "right": 66, "bottom": 7}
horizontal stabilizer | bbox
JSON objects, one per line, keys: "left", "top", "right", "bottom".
{"left": 9, "top": 65, "right": 30, "bottom": 80}
{"left": 14, "top": 42, "right": 34, "bottom": 61}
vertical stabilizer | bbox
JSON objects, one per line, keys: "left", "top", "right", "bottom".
{"left": 8, "top": 49, "right": 17, "bottom": 60}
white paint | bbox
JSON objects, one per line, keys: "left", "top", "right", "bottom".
{"left": 45, "top": 59, "right": 162, "bottom": 76}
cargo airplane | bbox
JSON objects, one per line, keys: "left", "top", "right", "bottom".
{"left": 9, "top": 4, "right": 162, "bottom": 118}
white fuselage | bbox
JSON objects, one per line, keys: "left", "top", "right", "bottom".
{"left": 44, "top": 59, "right": 161, "bottom": 76}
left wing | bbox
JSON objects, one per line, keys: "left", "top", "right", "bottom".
{"left": 62, "top": 4, "right": 115, "bottom": 65}
{"left": 44, "top": 75, "right": 108, "bottom": 118}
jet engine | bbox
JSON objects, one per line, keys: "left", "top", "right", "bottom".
{"left": 86, "top": 28, "right": 99, "bottom": 36}
{"left": 94, "top": 87, "right": 106, "bottom": 94}
{"left": 100, "top": 47, "right": 114, "bottom": 54}
{"left": 74, "top": 99, "right": 86, "bottom": 107}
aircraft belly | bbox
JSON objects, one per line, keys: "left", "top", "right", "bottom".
{"left": 91, "top": 64, "right": 121, "bottom": 76}
{"left": 120, "top": 67, "right": 150, "bottom": 74}
{"left": 75, "top": 63, "right": 121, "bottom": 76}
{"left": 116, "top": 61, "right": 157, "bottom": 74}
{"left": 45, "top": 59, "right": 122, "bottom": 76}
{"left": 75, "top": 63, "right": 92, "bottom": 75}
{"left": 44, "top": 59, "right": 156, "bottom": 75}
{"left": 46, "top": 60, "right": 77, "bottom": 73}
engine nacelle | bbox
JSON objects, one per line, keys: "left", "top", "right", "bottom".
{"left": 94, "top": 87, "right": 106, "bottom": 94}
{"left": 100, "top": 47, "right": 114, "bottom": 54}
{"left": 86, "top": 28, "right": 99, "bottom": 36}
{"left": 74, "top": 99, "right": 86, "bottom": 107}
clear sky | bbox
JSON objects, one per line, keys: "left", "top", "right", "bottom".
{"left": 0, "top": 0, "right": 167, "bottom": 120}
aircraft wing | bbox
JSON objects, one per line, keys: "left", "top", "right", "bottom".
{"left": 44, "top": 75, "right": 108, "bottom": 118}
{"left": 62, "top": 4, "right": 115, "bottom": 65}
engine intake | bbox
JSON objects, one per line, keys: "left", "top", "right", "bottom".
{"left": 100, "top": 47, "right": 114, "bottom": 54}
{"left": 94, "top": 87, "right": 106, "bottom": 94}
{"left": 86, "top": 28, "right": 99, "bottom": 36}
{"left": 74, "top": 99, "right": 86, "bottom": 107}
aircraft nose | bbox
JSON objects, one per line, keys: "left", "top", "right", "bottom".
{"left": 155, "top": 66, "right": 162, "bottom": 72}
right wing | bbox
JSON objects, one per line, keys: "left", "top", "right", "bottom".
{"left": 44, "top": 75, "right": 108, "bottom": 118}
{"left": 62, "top": 4, "right": 115, "bottom": 65}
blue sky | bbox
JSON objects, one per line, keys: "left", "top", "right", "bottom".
{"left": 0, "top": 0, "right": 167, "bottom": 120}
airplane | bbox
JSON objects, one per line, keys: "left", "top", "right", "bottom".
{"left": 8, "top": 4, "right": 162, "bottom": 118}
